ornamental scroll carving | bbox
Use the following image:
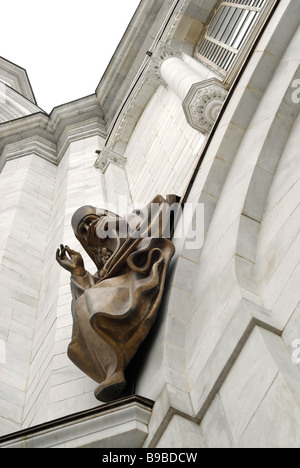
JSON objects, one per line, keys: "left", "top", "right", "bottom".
{"left": 182, "top": 78, "right": 228, "bottom": 135}
{"left": 56, "top": 195, "right": 179, "bottom": 402}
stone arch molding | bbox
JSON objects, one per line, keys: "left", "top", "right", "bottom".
{"left": 143, "top": 4, "right": 300, "bottom": 446}
{"left": 235, "top": 67, "right": 300, "bottom": 310}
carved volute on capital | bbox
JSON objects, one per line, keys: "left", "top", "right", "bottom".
{"left": 56, "top": 195, "right": 180, "bottom": 402}
{"left": 182, "top": 78, "right": 228, "bottom": 135}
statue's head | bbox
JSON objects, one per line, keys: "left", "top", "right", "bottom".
{"left": 71, "top": 205, "right": 126, "bottom": 271}
{"left": 71, "top": 195, "right": 181, "bottom": 275}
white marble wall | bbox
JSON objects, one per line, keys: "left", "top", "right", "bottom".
{"left": 0, "top": 155, "right": 56, "bottom": 435}
{"left": 47, "top": 136, "right": 107, "bottom": 423}
{"left": 199, "top": 327, "right": 300, "bottom": 448}
{"left": 256, "top": 113, "right": 300, "bottom": 329}
{"left": 125, "top": 85, "right": 205, "bottom": 205}
{"left": 140, "top": 0, "right": 300, "bottom": 449}
{"left": 0, "top": 0, "right": 300, "bottom": 450}
{"left": 0, "top": 135, "right": 113, "bottom": 434}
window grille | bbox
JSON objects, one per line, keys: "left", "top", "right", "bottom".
{"left": 195, "top": 0, "right": 276, "bottom": 82}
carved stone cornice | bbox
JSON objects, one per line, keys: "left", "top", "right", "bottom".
{"left": 0, "top": 56, "right": 36, "bottom": 104}
{"left": 182, "top": 78, "right": 228, "bottom": 135}
{"left": 0, "top": 396, "right": 154, "bottom": 448}
{"left": 161, "top": 0, "right": 191, "bottom": 44}
{"left": 56, "top": 117, "right": 106, "bottom": 164}
{"left": 0, "top": 94, "right": 107, "bottom": 171}
{"left": 105, "top": 42, "right": 184, "bottom": 155}
{"left": 0, "top": 135, "right": 57, "bottom": 172}
{"left": 2, "top": 135, "right": 57, "bottom": 163}
{"left": 0, "top": 113, "right": 55, "bottom": 166}
{"left": 94, "top": 147, "right": 126, "bottom": 173}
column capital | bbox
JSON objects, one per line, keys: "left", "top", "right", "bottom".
{"left": 182, "top": 78, "right": 228, "bottom": 135}
{"left": 147, "top": 42, "right": 183, "bottom": 85}
{"left": 94, "top": 147, "right": 126, "bottom": 174}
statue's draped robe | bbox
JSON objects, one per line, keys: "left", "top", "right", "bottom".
{"left": 67, "top": 196, "right": 177, "bottom": 400}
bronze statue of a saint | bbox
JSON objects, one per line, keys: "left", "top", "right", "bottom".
{"left": 56, "top": 195, "right": 178, "bottom": 402}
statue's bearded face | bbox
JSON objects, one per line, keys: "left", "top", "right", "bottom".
{"left": 77, "top": 214, "right": 113, "bottom": 268}
{"left": 77, "top": 214, "right": 99, "bottom": 242}
{"left": 77, "top": 213, "right": 127, "bottom": 270}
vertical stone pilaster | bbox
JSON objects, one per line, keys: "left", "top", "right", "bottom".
{"left": 95, "top": 147, "right": 132, "bottom": 213}
{"left": 0, "top": 150, "right": 57, "bottom": 434}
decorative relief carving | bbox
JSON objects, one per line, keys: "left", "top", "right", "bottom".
{"left": 94, "top": 147, "right": 126, "bottom": 173}
{"left": 56, "top": 195, "right": 179, "bottom": 402}
{"left": 182, "top": 78, "right": 228, "bottom": 134}
{"left": 162, "top": 0, "right": 191, "bottom": 44}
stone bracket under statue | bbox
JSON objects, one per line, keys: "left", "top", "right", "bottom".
{"left": 56, "top": 195, "right": 179, "bottom": 402}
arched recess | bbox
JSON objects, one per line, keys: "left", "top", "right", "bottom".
{"left": 236, "top": 75, "right": 300, "bottom": 310}
{"left": 141, "top": 0, "right": 300, "bottom": 447}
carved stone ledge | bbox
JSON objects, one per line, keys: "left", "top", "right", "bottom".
{"left": 0, "top": 396, "right": 154, "bottom": 448}
{"left": 94, "top": 147, "right": 126, "bottom": 173}
{"left": 182, "top": 78, "right": 228, "bottom": 135}
{"left": 1, "top": 135, "right": 57, "bottom": 172}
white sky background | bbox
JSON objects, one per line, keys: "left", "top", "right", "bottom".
{"left": 1, "top": 0, "right": 141, "bottom": 113}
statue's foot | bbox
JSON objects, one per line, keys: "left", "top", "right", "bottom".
{"left": 94, "top": 371, "right": 127, "bottom": 402}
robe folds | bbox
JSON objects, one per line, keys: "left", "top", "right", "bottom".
{"left": 67, "top": 195, "right": 179, "bottom": 401}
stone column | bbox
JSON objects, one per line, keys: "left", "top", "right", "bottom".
{"left": 160, "top": 56, "right": 228, "bottom": 135}
{"left": 160, "top": 56, "right": 209, "bottom": 102}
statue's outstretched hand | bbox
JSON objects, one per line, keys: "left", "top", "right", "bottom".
{"left": 56, "top": 245, "right": 86, "bottom": 277}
